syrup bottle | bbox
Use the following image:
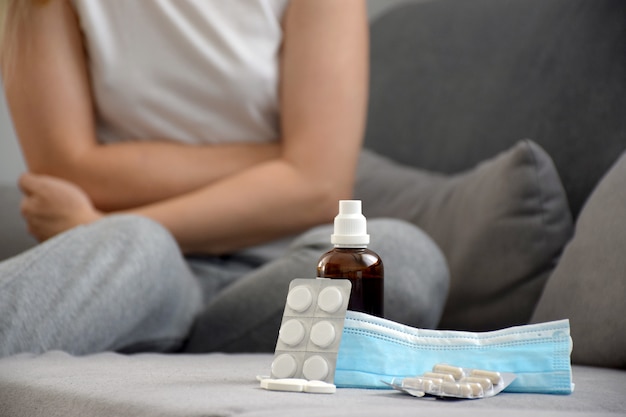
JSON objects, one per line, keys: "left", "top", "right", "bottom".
{"left": 316, "top": 200, "right": 384, "bottom": 317}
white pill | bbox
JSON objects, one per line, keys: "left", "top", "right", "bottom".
{"left": 470, "top": 369, "right": 503, "bottom": 386}
{"left": 302, "top": 355, "right": 329, "bottom": 381}
{"left": 460, "top": 376, "right": 493, "bottom": 391}
{"left": 263, "top": 378, "right": 307, "bottom": 392}
{"left": 466, "top": 382, "right": 485, "bottom": 398}
{"left": 279, "top": 319, "right": 306, "bottom": 346}
{"left": 304, "top": 380, "right": 336, "bottom": 394}
{"left": 423, "top": 372, "right": 456, "bottom": 383}
{"left": 402, "top": 377, "right": 436, "bottom": 393}
{"left": 441, "top": 381, "right": 484, "bottom": 398}
{"left": 310, "top": 321, "right": 336, "bottom": 348}
{"left": 287, "top": 285, "right": 313, "bottom": 312}
{"left": 432, "top": 364, "right": 465, "bottom": 380}
{"left": 441, "top": 382, "right": 464, "bottom": 396}
{"left": 271, "top": 354, "right": 298, "bottom": 379}
{"left": 317, "top": 286, "right": 343, "bottom": 313}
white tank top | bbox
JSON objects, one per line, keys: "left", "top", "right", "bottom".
{"left": 72, "top": 0, "right": 289, "bottom": 145}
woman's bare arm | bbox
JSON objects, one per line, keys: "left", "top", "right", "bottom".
{"left": 8, "top": 0, "right": 369, "bottom": 254}
{"left": 130, "top": 0, "right": 370, "bottom": 255}
{"left": 5, "top": 0, "right": 280, "bottom": 212}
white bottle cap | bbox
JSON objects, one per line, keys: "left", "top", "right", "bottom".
{"left": 331, "top": 200, "right": 369, "bottom": 247}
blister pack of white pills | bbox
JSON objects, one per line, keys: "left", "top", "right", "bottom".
{"left": 260, "top": 278, "right": 351, "bottom": 394}
{"left": 385, "top": 364, "right": 516, "bottom": 400}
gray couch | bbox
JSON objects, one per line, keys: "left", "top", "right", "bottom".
{"left": 1, "top": 0, "right": 625, "bottom": 415}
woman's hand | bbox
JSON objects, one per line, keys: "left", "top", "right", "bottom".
{"left": 18, "top": 173, "right": 103, "bottom": 242}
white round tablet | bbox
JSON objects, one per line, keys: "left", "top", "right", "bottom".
{"left": 310, "top": 320, "right": 336, "bottom": 348}
{"left": 263, "top": 378, "right": 307, "bottom": 392}
{"left": 302, "top": 355, "right": 329, "bottom": 381}
{"left": 286, "top": 285, "right": 313, "bottom": 312}
{"left": 279, "top": 319, "right": 306, "bottom": 346}
{"left": 317, "top": 286, "right": 343, "bottom": 313}
{"left": 271, "top": 354, "right": 298, "bottom": 379}
{"left": 304, "top": 380, "right": 336, "bottom": 394}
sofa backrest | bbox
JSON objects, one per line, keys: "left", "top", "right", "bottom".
{"left": 364, "top": 0, "right": 625, "bottom": 218}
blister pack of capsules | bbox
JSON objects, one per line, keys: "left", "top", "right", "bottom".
{"left": 269, "top": 278, "right": 351, "bottom": 384}
{"left": 386, "top": 364, "right": 516, "bottom": 400}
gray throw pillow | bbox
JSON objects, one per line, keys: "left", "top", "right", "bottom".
{"left": 355, "top": 140, "right": 573, "bottom": 331}
{"left": 531, "top": 151, "right": 626, "bottom": 369}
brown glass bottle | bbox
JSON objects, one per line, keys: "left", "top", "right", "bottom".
{"left": 317, "top": 200, "right": 384, "bottom": 317}
{"left": 317, "top": 247, "right": 384, "bottom": 317}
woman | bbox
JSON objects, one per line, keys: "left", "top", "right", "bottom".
{"left": 0, "top": 0, "right": 449, "bottom": 357}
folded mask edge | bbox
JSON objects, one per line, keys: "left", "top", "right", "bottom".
{"left": 343, "top": 311, "right": 571, "bottom": 348}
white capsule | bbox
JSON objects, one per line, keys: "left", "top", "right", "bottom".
{"left": 466, "top": 382, "right": 485, "bottom": 398}
{"left": 423, "top": 372, "right": 456, "bottom": 383}
{"left": 441, "top": 381, "right": 484, "bottom": 398}
{"left": 470, "top": 369, "right": 503, "bottom": 386}
{"left": 441, "top": 382, "right": 461, "bottom": 396}
{"left": 432, "top": 364, "right": 465, "bottom": 380}
{"left": 460, "top": 376, "right": 493, "bottom": 391}
{"left": 403, "top": 377, "right": 442, "bottom": 394}
{"left": 402, "top": 377, "right": 431, "bottom": 391}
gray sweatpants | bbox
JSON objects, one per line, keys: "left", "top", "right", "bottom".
{"left": 0, "top": 151, "right": 450, "bottom": 357}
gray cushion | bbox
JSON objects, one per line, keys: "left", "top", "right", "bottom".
{"left": 0, "top": 351, "right": 624, "bottom": 417}
{"left": 356, "top": 140, "right": 572, "bottom": 331}
{"left": 532, "top": 151, "right": 626, "bottom": 369}
{"left": 365, "top": 0, "right": 626, "bottom": 220}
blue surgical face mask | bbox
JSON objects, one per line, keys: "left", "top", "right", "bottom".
{"left": 335, "top": 311, "right": 574, "bottom": 394}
